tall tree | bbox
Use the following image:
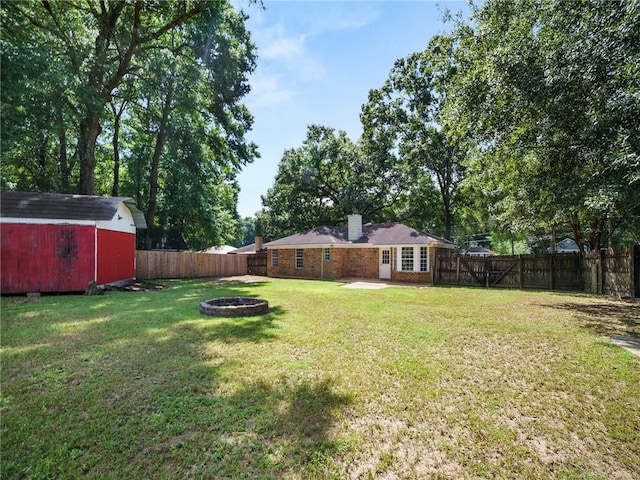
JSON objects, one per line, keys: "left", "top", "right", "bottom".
{"left": 446, "top": 0, "right": 640, "bottom": 250}
{"left": 260, "top": 125, "right": 404, "bottom": 238}
{"left": 119, "top": 2, "right": 257, "bottom": 248}
{"left": 362, "top": 36, "right": 465, "bottom": 240}
{"left": 2, "top": 1, "right": 258, "bottom": 250}
{"left": 7, "top": 1, "right": 221, "bottom": 194}
{"left": 1, "top": 4, "right": 79, "bottom": 192}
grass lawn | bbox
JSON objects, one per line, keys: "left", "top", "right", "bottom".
{"left": 1, "top": 277, "right": 639, "bottom": 479}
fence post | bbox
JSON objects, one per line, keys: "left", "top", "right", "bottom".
{"left": 628, "top": 245, "right": 635, "bottom": 300}
{"left": 598, "top": 249, "right": 604, "bottom": 295}
{"left": 485, "top": 256, "right": 490, "bottom": 288}
{"left": 518, "top": 255, "right": 523, "bottom": 290}
{"left": 550, "top": 253, "right": 555, "bottom": 291}
{"left": 456, "top": 256, "right": 460, "bottom": 285}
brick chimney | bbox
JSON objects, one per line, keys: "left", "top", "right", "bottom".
{"left": 347, "top": 214, "right": 363, "bottom": 241}
{"left": 254, "top": 235, "right": 263, "bottom": 252}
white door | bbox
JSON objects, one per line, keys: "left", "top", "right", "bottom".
{"left": 380, "top": 248, "right": 391, "bottom": 279}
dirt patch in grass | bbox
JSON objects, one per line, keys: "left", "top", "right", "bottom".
{"left": 214, "top": 275, "right": 270, "bottom": 285}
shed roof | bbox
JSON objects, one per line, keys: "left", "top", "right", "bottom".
{"left": 265, "top": 222, "right": 455, "bottom": 248}
{"left": 0, "top": 191, "right": 147, "bottom": 228}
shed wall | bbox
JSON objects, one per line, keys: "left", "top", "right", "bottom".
{"left": 1, "top": 223, "right": 96, "bottom": 294}
{"left": 97, "top": 229, "right": 136, "bottom": 284}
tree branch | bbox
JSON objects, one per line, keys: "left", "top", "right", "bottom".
{"left": 138, "top": 2, "right": 206, "bottom": 44}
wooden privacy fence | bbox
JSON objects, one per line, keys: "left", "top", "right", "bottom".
{"left": 247, "top": 252, "right": 267, "bottom": 276}
{"left": 435, "top": 245, "right": 638, "bottom": 299}
{"left": 136, "top": 250, "right": 247, "bottom": 280}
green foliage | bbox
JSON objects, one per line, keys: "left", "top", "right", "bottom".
{"left": 446, "top": 0, "right": 640, "bottom": 249}
{"left": 260, "top": 125, "right": 405, "bottom": 238}
{"left": 490, "top": 231, "right": 530, "bottom": 255}
{"left": 1, "top": 0, "right": 258, "bottom": 249}
{"left": 361, "top": 35, "right": 466, "bottom": 240}
{"left": 233, "top": 216, "right": 258, "bottom": 247}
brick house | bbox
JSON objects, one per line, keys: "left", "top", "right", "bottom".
{"left": 264, "top": 214, "right": 456, "bottom": 284}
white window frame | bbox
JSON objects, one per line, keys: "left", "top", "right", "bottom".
{"left": 395, "top": 246, "right": 430, "bottom": 273}
{"left": 420, "top": 247, "right": 429, "bottom": 272}
{"left": 295, "top": 248, "right": 303, "bottom": 269}
{"left": 401, "top": 247, "right": 414, "bottom": 272}
{"left": 271, "top": 249, "right": 278, "bottom": 267}
{"left": 323, "top": 247, "right": 331, "bottom": 261}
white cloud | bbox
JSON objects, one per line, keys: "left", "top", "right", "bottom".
{"left": 243, "top": 2, "right": 379, "bottom": 111}
{"left": 247, "top": 71, "right": 299, "bottom": 109}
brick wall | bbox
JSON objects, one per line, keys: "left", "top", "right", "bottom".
{"left": 391, "top": 270, "right": 432, "bottom": 284}
{"left": 267, "top": 246, "right": 446, "bottom": 284}
{"left": 267, "top": 247, "right": 379, "bottom": 280}
{"left": 389, "top": 246, "right": 437, "bottom": 284}
{"left": 341, "top": 248, "right": 379, "bottom": 279}
{"left": 267, "top": 247, "right": 342, "bottom": 279}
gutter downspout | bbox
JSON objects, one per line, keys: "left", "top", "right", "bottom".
{"left": 320, "top": 248, "right": 324, "bottom": 280}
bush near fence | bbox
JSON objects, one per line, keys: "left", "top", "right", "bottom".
{"left": 136, "top": 250, "right": 247, "bottom": 280}
{"left": 435, "top": 245, "right": 638, "bottom": 299}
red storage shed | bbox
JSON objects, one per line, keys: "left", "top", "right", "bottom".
{"left": 1, "top": 191, "right": 147, "bottom": 294}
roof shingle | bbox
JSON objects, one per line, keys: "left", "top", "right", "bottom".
{"left": 0, "top": 191, "right": 147, "bottom": 228}
{"left": 264, "top": 222, "right": 454, "bottom": 247}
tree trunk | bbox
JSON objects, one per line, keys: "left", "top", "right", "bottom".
{"left": 78, "top": 115, "right": 102, "bottom": 195}
{"left": 441, "top": 188, "right": 453, "bottom": 240}
{"left": 111, "top": 102, "right": 123, "bottom": 197}
{"left": 145, "top": 84, "right": 174, "bottom": 249}
{"left": 57, "top": 105, "right": 71, "bottom": 193}
{"left": 37, "top": 134, "right": 49, "bottom": 189}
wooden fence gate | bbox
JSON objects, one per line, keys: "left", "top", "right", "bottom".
{"left": 435, "top": 245, "right": 638, "bottom": 298}
{"left": 246, "top": 253, "right": 267, "bottom": 276}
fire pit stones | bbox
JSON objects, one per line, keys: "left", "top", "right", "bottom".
{"left": 200, "top": 297, "right": 269, "bottom": 317}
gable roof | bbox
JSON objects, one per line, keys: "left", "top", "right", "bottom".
{"left": 264, "top": 222, "right": 455, "bottom": 248}
{"left": 0, "top": 191, "right": 147, "bottom": 228}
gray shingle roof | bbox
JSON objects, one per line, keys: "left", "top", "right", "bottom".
{"left": 264, "top": 222, "right": 455, "bottom": 247}
{"left": 0, "top": 191, "right": 147, "bottom": 228}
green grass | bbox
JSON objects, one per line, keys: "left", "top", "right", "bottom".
{"left": 1, "top": 278, "right": 639, "bottom": 479}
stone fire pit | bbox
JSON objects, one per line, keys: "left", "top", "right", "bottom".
{"left": 200, "top": 297, "right": 269, "bottom": 317}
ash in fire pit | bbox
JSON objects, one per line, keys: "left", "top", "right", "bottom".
{"left": 200, "top": 297, "right": 269, "bottom": 317}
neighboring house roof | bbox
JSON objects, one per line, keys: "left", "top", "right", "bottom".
{"left": 200, "top": 245, "right": 237, "bottom": 254}
{"left": 265, "top": 223, "right": 455, "bottom": 248}
{"left": 0, "top": 191, "right": 147, "bottom": 228}
{"left": 551, "top": 238, "right": 584, "bottom": 253}
{"left": 232, "top": 243, "right": 260, "bottom": 254}
{"left": 466, "top": 246, "right": 495, "bottom": 256}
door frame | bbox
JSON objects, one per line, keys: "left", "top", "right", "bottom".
{"left": 379, "top": 248, "right": 391, "bottom": 279}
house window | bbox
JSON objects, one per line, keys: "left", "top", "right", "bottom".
{"left": 295, "top": 248, "right": 303, "bottom": 269}
{"left": 324, "top": 248, "right": 331, "bottom": 261}
{"left": 271, "top": 249, "right": 278, "bottom": 267}
{"left": 382, "top": 249, "right": 390, "bottom": 265}
{"left": 401, "top": 247, "right": 414, "bottom": 271}
{"left": 420, "top": 247, "right": 429, "bottom": 272}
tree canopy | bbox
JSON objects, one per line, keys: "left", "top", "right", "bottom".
{"left": 263, "top": 0, "right": 638, "bottom": 249}
{"left": 445, "top": 0, "right": 640, "bottom": 250}
{"left": 2, "top": 0, "right": 258, "bottom": 249}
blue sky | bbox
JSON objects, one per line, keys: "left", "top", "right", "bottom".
{"left": 235, "top": 1, "right": 469, "bottom": 218}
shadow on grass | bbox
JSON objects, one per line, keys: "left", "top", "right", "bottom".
{"left": 184, "top": 376, "right": 354, "bottom": 478}
{"left": 199, "top": 306, "right": 286, "bottom": 344}
{"left": 1, "top": 278, "right": 357, "bottom": 478}
{"left": 544, "top": 301, "right": 640, "bottom": 337}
